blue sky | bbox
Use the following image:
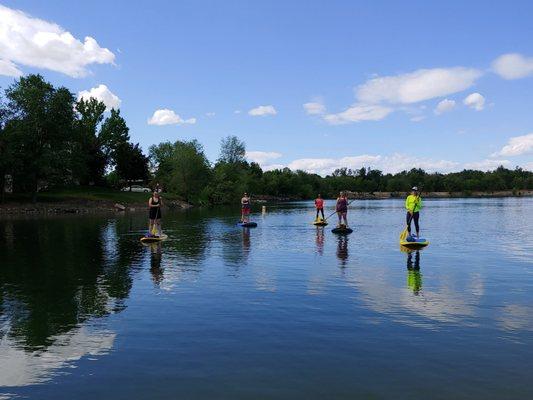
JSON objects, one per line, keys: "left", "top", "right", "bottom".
{"left": 1, "top": 0, "right": 532, "bottom": 174}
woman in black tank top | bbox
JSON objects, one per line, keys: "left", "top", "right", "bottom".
{"left": 148, "top": 192, "right": 163, "bottom": 236}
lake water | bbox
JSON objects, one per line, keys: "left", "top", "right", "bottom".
{"left": 0, "top": 198, "right": 532, "bottom": 399}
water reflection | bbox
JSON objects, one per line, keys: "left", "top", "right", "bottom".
{"left": 406, "top": 250, "right": 422, "bottom": 295}
{"left": 315, "top": 227, "right": 325, "bottom": 256}
{"left": 149, "top": 243, "right": 164, "bottom": 286}
{"left": 0, "top": 217, "right": 142, "bottom": 387}
{"left": 336, "top": 236, "right": 349, "bottom": 267}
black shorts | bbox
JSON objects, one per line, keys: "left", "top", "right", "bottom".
{"left": 149, "top": 207, "right": 162, "bottom": 220}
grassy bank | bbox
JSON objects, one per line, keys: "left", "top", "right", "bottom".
{"left": 0, "top": 187, "right": 190, "bottom": 215}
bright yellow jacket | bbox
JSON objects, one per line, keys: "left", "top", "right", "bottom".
{"left": 405, "top": 194, "right": 422, "bottom": 212}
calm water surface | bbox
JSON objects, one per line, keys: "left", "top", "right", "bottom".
{"left": 0, "top": 198, "right": 532, "bottom": 399}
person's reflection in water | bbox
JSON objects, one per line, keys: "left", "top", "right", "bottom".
{"left": 149, "top": 242, "right": 164, "bottom": 285}
{"left": 406, "top": 250, "right": 422, "bottom": 295}
{"left": 336, "top": 235, "right": 349, "bottom": 268}
{"left": 242, "top": 227, "right": 251, "bottom": 255}
{"left": 315, "top": 227, "right": 325, "bottom": 256}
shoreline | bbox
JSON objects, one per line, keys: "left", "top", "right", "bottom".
{"left": 1, "top": 190, "right": 531, "bottom": 216}
{"left": 0, "top": 198, "right": 192, "bottom": 216}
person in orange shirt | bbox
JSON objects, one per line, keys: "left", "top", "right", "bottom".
{"left": 315, "top": 194, "right": 325, "bottom": 221}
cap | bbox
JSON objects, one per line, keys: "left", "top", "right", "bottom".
{"left": 411, "top": 186, "right": 418, "bottom": 191}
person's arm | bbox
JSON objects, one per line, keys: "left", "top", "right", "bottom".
{"left": 149, "top": 198, "right": 153, "bottom": 207}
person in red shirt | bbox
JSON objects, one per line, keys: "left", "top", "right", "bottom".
{"left": 315, "top": 194, "right": 325, "bottom": 221}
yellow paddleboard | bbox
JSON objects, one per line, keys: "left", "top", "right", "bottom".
{"left": 140, "top": 234, "right": 168, "bottom": 243}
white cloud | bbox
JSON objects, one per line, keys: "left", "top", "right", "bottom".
{"left": 323, "top": 104, "right": 393, "bottom": 125}
{"left": 248, "top": 105, "right": 277, "bottom": 116}
{"left": 463, "top": 92, "right": 485, "bottom": 111}
{"left": 77, "top": 84, "right": 121, "bottom": 111}
{"left": 148, "top": 109, "right": 196, "bottom": 126}
{"left": 246, "top": 151, "right": 282, "bottom": 165}
{"left": 0, "top": 59, "right": 23, "bottom": 77}
{"left": 434, "top": 99, "right": 456, "bottom": 115}
{"left": 492, "top": 133, "right": 533, "bottom": 157}
{"left": 523, "top": 162, "right": 533, "bottom": 172}
{"left": 356, "top": 67, "right": 482, "bottom": 104}
{"left": 0, "top": 4, "right": 115, "bottom": 77}
{"left": 303, "top": 101, "right": 325, "bottom": 115}
{"left": 284, "top": 154, "right": 458, "bottom": 176}
{"left": 464, "top": 159, "right": 510, "bottom": 171}
{"left": 492, "top": 53, "right": 533, "bottom": 80}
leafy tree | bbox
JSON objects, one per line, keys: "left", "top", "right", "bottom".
{"left": 150, "top": 140, "right": 211, "bottom": 202}
{"left": 114, "top": 142, "right": 149, "bottom": 190}
{"left": 4, "top": 75, "right": 76, "bottom": 201}
{"left": 218, "top": 135, "right": 246, "bottom": 164}
{"left": 74, "top": 99, "right": 130, "bottom": 185}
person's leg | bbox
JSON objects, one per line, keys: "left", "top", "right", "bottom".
{"left": 343, "top": 212, "right": 348, "bottom": 226}
{"left": 406, "top": 212, "right": 412, "bottom": 234}
{"left": 320, "top": 208, "right": 325, "bottom": 219}
{"left": 413, "top": 212, "right": 420, "bottom": 237}
{"left": 337, "top": 212, "right": 342, "bottom": 226}
{"left": 316, "top": 209, "right": 320, "bottom": 219}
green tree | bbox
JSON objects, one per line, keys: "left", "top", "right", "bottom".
{"left": 218, "top": 135, "right": 246, "bottom": 164}
{"left": 4, "top": 75, "right": 76, "bottom": 201}
{"left": 150, "top": 140, "right": 211, "bottom": 202}
{"left": 114, "top": 142, "right": 149, "bottom": 190}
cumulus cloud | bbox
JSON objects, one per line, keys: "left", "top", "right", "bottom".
{"left": 356, "top": 67, "right": 482, "bottom": 104}
{"left": 148, "top": 109, "right": 196, "bottom": 126}
{"left": 323, "top": 104, "right": 393, "bottom": 125}
{"left": 464, "top": 159, "right": 510, "bottom": 171}
{"left": 463, "top": 92, "right": 485, "bottom": 111}
{"left": 492, "top": 132, "right": 533, "bottom": 157}
{"left": 248, "top": 105, "right": 277, "bottom": 116}
{"left": 0, "top": 59, "right": 23, "bottom": 77}
{"left": 77, "top": 85, "right": 121, "bottom": 111}
{"left": 0, "top": 4, "right": 115, "bottom": 77}
{"left": 434, "top": 99, "right": 456, "bottom": 115}
{"left": 303, "top": 101, "right": 326, "bottom": 115}
{"left": 492, "top": 53, "right": 533, "bottom": 80}
{"left": 246, "top": 151, "right": 282, "bottom": 165}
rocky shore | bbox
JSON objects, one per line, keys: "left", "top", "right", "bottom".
{"left": 0, "top": 198, "right": 192, "bottom": 216}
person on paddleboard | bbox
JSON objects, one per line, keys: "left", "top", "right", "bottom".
{"left": 335, "top": 191, "right": 349, "bottom": 227}
{"left": 315, "top": 194, "right": 325, "bottom": 221}
{"left": 241, "top": 193, "right": 251, "bottom": 223}
{"left": 148, "top": 192, "right": 163, "bottom": 236}
{"left": 405, "top": 187, "right": 422, "bottom": 237}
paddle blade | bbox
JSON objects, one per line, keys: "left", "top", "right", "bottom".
{"left": 399, "top": 227, "right": 408, "bottom": 241}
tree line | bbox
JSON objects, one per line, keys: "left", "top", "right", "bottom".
{"left": 1, "top": 74, "right": 532, "bottom": 205}
{"left": 150, "top": 137, "right": 533, "bottom": 204}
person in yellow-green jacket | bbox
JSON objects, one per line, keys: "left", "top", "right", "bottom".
{"left": 405, "top": 186, "right": 422, "bottom": 237}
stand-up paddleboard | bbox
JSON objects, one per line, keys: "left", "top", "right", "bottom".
{"left": 237, "top": 221, "right": 257, "bottom": 228}
{"left": 400, "top": 236, "right": 429, "bottom": 248}
{"left": 313, "top": 219, "right": 328, "bottom": 226}
{"left": 140, "top": 234, "right": 168, "bottom": 243}
{"left": 332, "top": 225, "right": 353, "bottom": 234}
